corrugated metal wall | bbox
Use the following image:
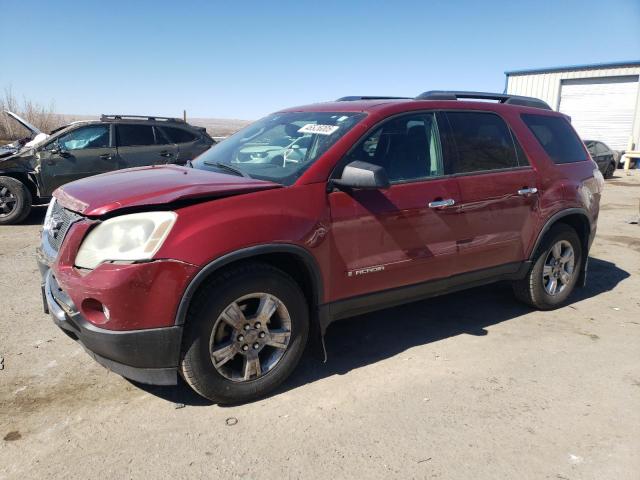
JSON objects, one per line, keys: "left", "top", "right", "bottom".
{"left": 506, "top": 65, "right": 640, "bottom": 149}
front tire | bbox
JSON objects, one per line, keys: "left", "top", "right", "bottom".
{"left": 0, "top": 176, "right": 32, "bottom": 225}
{"left": 512, "top": 224, "right": 582, "bottom": 310}
{"left": 180, "top": 262, "right": 309, "bottom": 404}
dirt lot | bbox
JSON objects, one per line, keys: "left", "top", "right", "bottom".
{"left": 1, "top": 172, "right": 639, "bottom": 480}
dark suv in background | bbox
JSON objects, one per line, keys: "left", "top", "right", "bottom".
{"left": 584, "top": 140, "right": 619, "bottom": 178}
{"left": 0, "top": 115, "right": 214, "bottom": 224}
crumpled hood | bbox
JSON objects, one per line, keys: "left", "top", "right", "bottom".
{"left": 55, "top": 165, "right": 283, "bottom": 216}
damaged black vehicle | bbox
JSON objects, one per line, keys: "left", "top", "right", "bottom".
{"left": 0, "top": 113, "right": 215, "bottom": 224}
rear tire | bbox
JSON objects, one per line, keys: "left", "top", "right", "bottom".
{"left": 180, "top": 262, "right": 309, "bottom": 404}
{"left": 0, "top": 176, "right": 32, "bottom": 225}
{"left": 512, "top": 224, "right": 582, "bottom": 310}
{"left": 604, "top": 162, "right": 615, "bottom": 179}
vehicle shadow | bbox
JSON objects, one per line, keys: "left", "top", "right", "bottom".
{"left": 132, "top": 256, "right": 629, "bottom": 407}
{"left": 21, "top": 204, "right": 48, "bottom": 226}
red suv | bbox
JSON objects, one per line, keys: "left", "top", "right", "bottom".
{"left": 37, "top": 91, "right": 603, "bottom": 403}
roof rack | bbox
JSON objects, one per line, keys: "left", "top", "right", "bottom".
{"left": 415, "top": 91, "right": 552, "bottom": 110}
{"left": 100, "top": 114, "right": 185, "bottom": 123}
{"left": 336, "top": 96, "right": 412, "bottom": 101}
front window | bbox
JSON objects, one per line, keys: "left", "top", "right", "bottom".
{"left": 56, "top": 125, "right": 110, "bottom": 150}
{"left": 341, "top": 112, "right": 444, "bottom": 182}
{"left": 192, "top": 111, "right": 365, "bottom": 185}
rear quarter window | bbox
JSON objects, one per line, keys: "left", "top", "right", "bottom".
{"left": 160, "top": 127, "right": 198, "bottom": 143}
{"left": 521, "top": 114, "right": 587, "bottom": 164}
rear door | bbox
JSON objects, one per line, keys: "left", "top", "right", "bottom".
{"left": 39, "top": 124, "right": 116, "bottom": 195}
{"left": 115, "top": 123, "right": 178, "bottom": 168}
{"left": 328, "top": 112, "right": 464, "bottom": 301}
{"left": 159, "top": 125, "right": 210, "bottom": 163}
{"left": 595, "top": 142, "right": 614, "bottom": 169}
{"left": 440, "top": 111, "right": 538, "bottom": 273}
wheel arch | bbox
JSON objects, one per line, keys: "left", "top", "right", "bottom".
{"left": 0, "top": 171, "right": 39, "bottom": 201}
{"left": 530, "top": 208, "right": 592, "bottom": 286}
{"left": 174, "top": 244, "right": 324, "bottom": 327}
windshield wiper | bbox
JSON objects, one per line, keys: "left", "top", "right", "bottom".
{"left": 203, "top": 161, "right": 251, "bottom": 178}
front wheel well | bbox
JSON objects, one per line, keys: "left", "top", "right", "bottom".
{"left": 0, "top": 172, "right": 39, "bottom": 201}
{"left": 178, "top": 250, "right": 322, "bottom": 327}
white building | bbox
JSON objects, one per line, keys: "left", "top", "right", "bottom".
{"left": 505, "top": 61, "right": 640, "bottom": 151}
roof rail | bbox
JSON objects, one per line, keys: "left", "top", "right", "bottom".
{"left": 336, "top": 96, "right": 412, "bottom": 101}
{"left": 415, "top": 91, "right": 552, "bottom": 110}
{"left": 100, "top": 114, "right": 185, "bottom": 123}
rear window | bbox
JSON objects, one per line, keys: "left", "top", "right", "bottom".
{"left": 446, "top": 112, "right": 520, "bottom": 173}
{"left": 116, "top": 124, "right": 156, "bottom": 147}
{"left": 161, "top": 126, "right": 197, "bottom": 143}
{"left": 521, "top": 114, "right": 588, "bottom": 164}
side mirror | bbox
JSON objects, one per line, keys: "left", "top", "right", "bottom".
{"left": 51, "top": 144, "right": 70, "bottom": 157}
{"left": 331, "top": 160, "right": 390, "bottom": 190}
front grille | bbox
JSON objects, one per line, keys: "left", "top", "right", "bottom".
{"left": 46, "top": 201, "right": 82, "bottom": 253}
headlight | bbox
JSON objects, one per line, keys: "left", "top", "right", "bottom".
{"left": 43, "top": 198, "right": 57, "bottom": 233}
{"left": 75, "top": 211, "right": 177, "bottom": 269}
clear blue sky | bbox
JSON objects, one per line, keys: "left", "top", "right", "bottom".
{"left": 1, "top": 0, "right": 639, "bottom": 120}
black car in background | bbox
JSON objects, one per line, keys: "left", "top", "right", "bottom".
{"left": 0, "top": 115, "right": 215, "bottom": 224}
{"left": 584, "top": 140, "right": 618, "bottom": 179}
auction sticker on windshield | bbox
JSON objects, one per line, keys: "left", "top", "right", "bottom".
{"left": 298, "top": 124, "right": 339, "bottom": 135}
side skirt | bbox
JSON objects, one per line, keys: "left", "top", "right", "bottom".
{"left": 317, "top": 261, "right": 529, "bottom": 335}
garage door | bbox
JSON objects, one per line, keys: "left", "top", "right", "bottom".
{"left": 559, "top": 76, "right": 639, "bottom": 150}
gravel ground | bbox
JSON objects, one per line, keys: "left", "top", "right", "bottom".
{"left": 1, "top": 171, "right": 639, "bottom": 480}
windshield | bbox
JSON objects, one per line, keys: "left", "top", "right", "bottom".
{"left": 192, "top": 111, "right": 365, "bottom": 185}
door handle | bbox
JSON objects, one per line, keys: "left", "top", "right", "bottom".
{"left": 159, "top": 150, "right": 173, "bottom": 158}
{"left": 428, "top": 198, "right": 455, "bottom": 209}
{"left": 517, "top": 187, "right": 538, "bottom": 196}
{"left": 99, "top": 153, "right": 113, "bottom": 160}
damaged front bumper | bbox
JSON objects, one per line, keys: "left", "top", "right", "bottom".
{"left": 37, "top": 246, "right": 198, "bottom": 386}
{"left": 42, "top": 268, "right": 182, "bottom": 385}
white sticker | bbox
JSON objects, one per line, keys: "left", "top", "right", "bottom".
{"left": 298, "top": 124, "right": 339, "bottom": 135}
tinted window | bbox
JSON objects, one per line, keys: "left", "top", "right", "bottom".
{"left": 521, "top": 114, "right": 588, "bottom": 164}
{"left": 343, "top": 113, "right": 444, "bottom": 182}
{"left": 446, "top": 112, "right": 519, "bottom": 173}
{"left": 161, "top": 126, "right": 197, "bottom": 143}
{"left": 595, "top": 142, "right": 609, "bottom": 155}
{"left": 57, "top": 125, "right": 110, "bottom": 150}
{"left": 513, "top": 134, "right": 530, "bottom": 165}
{"left": 584, "top": 141, "right": 597, "bottom": 156}
{"left": 153, "top": 126, "right": 170, "bottom": 145}
{"left": 117, "top": 124, "right": 155, "bottom": 147}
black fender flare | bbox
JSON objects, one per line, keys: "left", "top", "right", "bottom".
{"left": 0, "top": 169, "right": 41, "bottom": 198}
{"left": 529, "top": 208, "right": 593, "bottom": 286}
{"left": 174, "top": 243, "right": 324, "bottom": 326}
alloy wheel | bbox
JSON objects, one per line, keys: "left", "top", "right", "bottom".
{"left": 0, "top": 186, "right": 17, "bottom": 218}
{"left": 542, "top": 240, "right": 575, "bottom": 295}
{"left": 209, "top": 293, "right": 292, "bottom": 382}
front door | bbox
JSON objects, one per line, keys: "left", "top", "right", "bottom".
{"left": 115, "top": 124, "right": 178, "bottom": 169}
{"left": 440, "top": 111, "right": 539, "bottom": 273}
{"left": 328, "top": 112, "right": 463, "bottom": 301}
{"left": 39, "top": 124, "right": 115, "bottom": 195}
